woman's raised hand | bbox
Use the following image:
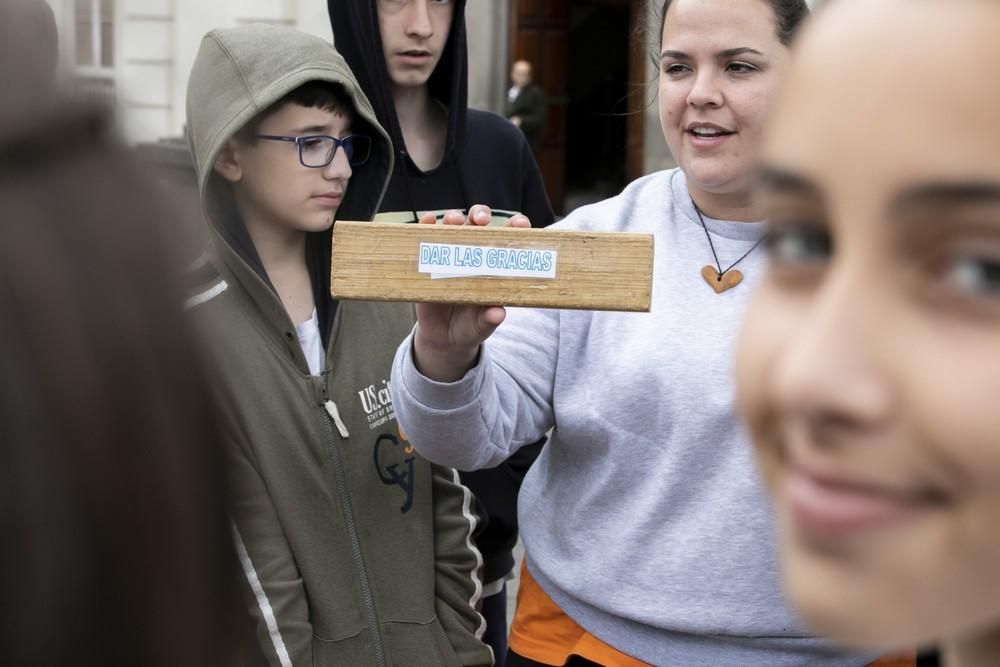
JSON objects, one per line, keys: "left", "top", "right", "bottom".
{"left": 412, "top": 204, "right": 531, "bottom": 382}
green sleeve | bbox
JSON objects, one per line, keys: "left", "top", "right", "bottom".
{"left": 431, "top": 464, "right": 496, "bottom": 667}
{"left": 228, "top": 443, "right": 313, "bottom": 667}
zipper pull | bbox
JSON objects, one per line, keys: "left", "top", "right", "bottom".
{"left": 324, "top": 400, "right": 350, "bottom": 438}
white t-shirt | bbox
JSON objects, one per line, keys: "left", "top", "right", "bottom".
{"left": 295, "top": 309, "right": 325, "bottom": 376}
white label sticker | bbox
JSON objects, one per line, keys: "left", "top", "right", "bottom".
{"left": 418, "top": 243, "right": 557, "bottom": 279}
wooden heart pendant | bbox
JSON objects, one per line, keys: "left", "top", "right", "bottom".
{"left": 701, "top": 265, "right": 743, "bottom": 293}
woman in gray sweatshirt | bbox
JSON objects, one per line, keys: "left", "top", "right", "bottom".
{"left": 392, "top": 0, "right": 876, "bottom": 665}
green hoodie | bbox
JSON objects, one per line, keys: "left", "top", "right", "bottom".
{"left": 185, "top": 25, "right": 492, "bottom": 667}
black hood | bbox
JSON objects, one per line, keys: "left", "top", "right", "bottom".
{"left": 329, "top": 0, "right": 469, "bottom": 170}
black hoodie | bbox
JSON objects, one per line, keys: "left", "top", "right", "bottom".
{"left": 329, "top": 0, "right": 554, "bottom": 228}
{"left": 330, "top": 0, "right": 553, "bottom": 586}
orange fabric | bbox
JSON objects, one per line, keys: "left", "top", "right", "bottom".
{"left": 508, "top": 563, "right": 651, "bottom": 667}
{"left": 867, "top": 656, "right": 916, "bottom": 667}
{"left": 509, "top": 563, "right": 916, "bottom": 667}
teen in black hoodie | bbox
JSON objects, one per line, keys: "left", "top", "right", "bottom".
{"left": 329, "top": 1, "right": 554, "bottom": 663}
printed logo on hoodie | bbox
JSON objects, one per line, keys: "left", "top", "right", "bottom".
{"left": 360, "top": 378, "right": 415, "bottom": 513}
{"left": 358, "top": 378, "right": 395, "bottom": 430}
{"left": 373, "top": 428, "right": 416, "bottom": 514}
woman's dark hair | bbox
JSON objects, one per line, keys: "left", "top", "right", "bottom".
{"left": 0, "top": 105, "right": 248, "bottom": 667}
{"left": 657, "top": 0, "right": 810, "bottom": 47}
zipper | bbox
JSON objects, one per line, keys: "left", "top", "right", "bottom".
{"left": 324, "top": 400, "right": 350, "bottom": 438}
{"left": 319, "top": 388, "right": 386, "bottom": 667}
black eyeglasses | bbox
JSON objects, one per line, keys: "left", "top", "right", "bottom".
{"left": 254, "top": 134, "right": 372, "bottom": 168}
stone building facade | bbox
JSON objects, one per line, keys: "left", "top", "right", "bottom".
{"left": 47, "top": 0, "right": 681, "bottom": 212}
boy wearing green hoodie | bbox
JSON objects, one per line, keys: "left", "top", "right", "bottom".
{"left": 184, "top": 24, "right": 493, "bottom": 667}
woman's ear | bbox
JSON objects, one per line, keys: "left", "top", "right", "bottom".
{"left": 213, "top": 138, "right": 243, "bottom": 183}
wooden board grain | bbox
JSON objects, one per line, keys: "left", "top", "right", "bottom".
{"left": 330, "top": 221, "right": 654, "bottom": 312}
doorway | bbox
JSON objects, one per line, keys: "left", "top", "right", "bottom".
{"left": 510, "top": 0, "right": 646, "bottom": 215}
{"left": 565, "top": 0, "right": 630, "bottom": 211}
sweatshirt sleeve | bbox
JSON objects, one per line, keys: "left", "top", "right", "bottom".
{"left": 391, "top": 305, "right": 558, "bottom": 471}
{"left": 227, "top": 441, "right": 312, "bottom": 667}
{"left": 429, "top": 463, "right": 495, "bottom": 666}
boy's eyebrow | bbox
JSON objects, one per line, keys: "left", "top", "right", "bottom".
{"left": 757, "top": 166, "right": 823, "bottom": 199}
{"left": 891, "top": 182, "right": 1000, "bottom": 213}
{"left": 660, "top": 47, "right": 765, "bottom": 60}
{"left": 289, "top": 125, "right": 332, "bottom": 135}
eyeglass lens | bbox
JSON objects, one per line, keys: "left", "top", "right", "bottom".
{"left": 300, "top": 136, "right": 371, "bottom": 167}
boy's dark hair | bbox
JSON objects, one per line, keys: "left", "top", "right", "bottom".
{"left": 239, "top": 80, "right": 355, "bottom": 141}
{"left": 656, "top": 0, "right": 809, "bottom": 47}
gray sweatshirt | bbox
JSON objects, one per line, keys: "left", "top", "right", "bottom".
{"left": 391, "top": 169, "right": 872, "bottom": 666}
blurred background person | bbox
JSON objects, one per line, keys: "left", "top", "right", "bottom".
{"left": 0, "top": 0, "right": 59, "bottom": 123}
{"left": 0, "top": 7, "right": 249, "bottom": 658}
{"left": 0, "top": 102, "right": 250, "bottom": 667}
{"left": 505, "top": 60, "right": 545, "bottom": 156}
{"left": 737, "top": 1, "right": 1000, "bottom": 667}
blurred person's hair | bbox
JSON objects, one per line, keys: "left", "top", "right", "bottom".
{"left": 0, "top": 0, "right": 60, "bottom": 123}
{"left": 0, "top": 103, "right": 246, "bottom": 666}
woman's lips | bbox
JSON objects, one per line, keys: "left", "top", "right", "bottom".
{"left": 784, "top": 467, "right": 940, "bottom": 542}
{"left": 686, "top": 128, "right": 734, "bottom": 149}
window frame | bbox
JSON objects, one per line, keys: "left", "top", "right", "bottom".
{"left": 72, "top": 0, "right": 115, "bottom": 77}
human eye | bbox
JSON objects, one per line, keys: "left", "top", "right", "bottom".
{"left": 299, "top": 136, "right": 325, "bottom": 149}
{"left": 662, "top": 62, "right": 691, "bottom": 77}
{"left": 902, "top": 214, "right": 1000, "bottom": 314}
{"left": 299, "top": 136, "right": 332, "bottom": 160}
{"left": 766, "top": 224, "right": 831, "bottom": 265}
{"left": 925, "top": 235, "right": 1000, "bottom": 308}
{"left": 763, "top": 215, "right": 832, "bottom": 287}
{"left": 725, "top": 61, "right": 758, "bottom": 74}
{"left": 944, "top": 255, "right": 1000, "bottom": 298}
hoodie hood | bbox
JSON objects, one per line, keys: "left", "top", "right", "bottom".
{"left": 329, "top": 0, "right": 468, "bottom": 171}
{"left": 186, "top": 24, "right": 393, "bottom": 345}
{"left": 187, "top": 24, "right": 393, "bottom": 229}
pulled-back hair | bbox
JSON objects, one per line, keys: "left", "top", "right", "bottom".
{"left": 657, "top": 0, "right": 810, "bottom": 47}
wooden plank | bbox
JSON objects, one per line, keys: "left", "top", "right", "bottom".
{"left": 330, "top": 221, "right": 654, "bottom": 312}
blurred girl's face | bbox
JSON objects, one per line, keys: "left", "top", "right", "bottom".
{"left": 737, "top": 0, "right": 1000, "bottom": 651}
{"left": 658, "top": 0, "right": 790, "bottom": 207}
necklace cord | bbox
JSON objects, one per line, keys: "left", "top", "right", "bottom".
{"left": 692, "top": 200, "right": 766, "bottom": 280}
